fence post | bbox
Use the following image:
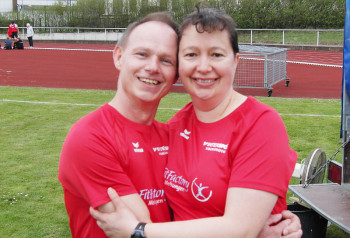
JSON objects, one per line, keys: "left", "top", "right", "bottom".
{"left": 317, "top": 31, "right": 320, "bottom": 46}
{"left": 282, "top": 30, "right": 285, "bottom": 45}
{"left": 250, "top": 29, "right": 253, "bottom": 45}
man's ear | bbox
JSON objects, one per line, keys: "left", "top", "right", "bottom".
{"left": 113, "top": 45, "right": 123, "bottom": 70}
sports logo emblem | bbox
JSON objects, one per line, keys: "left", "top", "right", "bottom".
{"left": 191, "top": 178, "right": 212, "bottom": 202}
{"left": 180, "top": 129, "right": 191, "bottom": 140}
{"left": 132, "top": 142, "right": 144, "bottom": 153}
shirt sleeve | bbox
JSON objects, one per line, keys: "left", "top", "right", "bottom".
{"left": 229, "top": 109, "right": 297, "bottom": 198}
{"left": 58, "top": 120, "right": 137, "bottom": 209}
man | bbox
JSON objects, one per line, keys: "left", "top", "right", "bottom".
{"left": 59, "top": 12, "right": 301, "bottom": 238}
{"left": 58, "top": 12, "right": 178, "bottom": 237}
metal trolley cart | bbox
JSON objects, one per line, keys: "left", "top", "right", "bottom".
{"left": 234, "top": 45, "right": 290, "bottom": 97}
{"left": 288, "top": 2, "right": 350, "bottom": 236}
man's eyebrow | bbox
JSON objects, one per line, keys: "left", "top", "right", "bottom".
{"left": 131, "top": 46, "right": 149, "bottom": 52}
{"left": 163, "top": 52, "right": 177, "bottom": 58}
{"left": 130, "top": 46, "right": 176, "bottom": 59}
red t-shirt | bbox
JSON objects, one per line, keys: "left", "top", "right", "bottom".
{"left": 58, "top": 104, "right": 171, "bottom": 237}
{"left": 165, "top": 96, "right": 297, "bottom": 221}
{"left": 7, "top": 24, "right": 17, "bottom": 36}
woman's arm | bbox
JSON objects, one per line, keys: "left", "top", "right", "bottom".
{"left": 144, "top": 187, "right": 277, "bottom": 238}
{"left": 98, "top": 192, "right": 152, "bottom": 224}
{"left": 91, "top": 187, "right": 278, "bottom": 238}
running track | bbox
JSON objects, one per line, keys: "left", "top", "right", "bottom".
{"left": 0, "top": 43, "right": 343, "bottom": 99}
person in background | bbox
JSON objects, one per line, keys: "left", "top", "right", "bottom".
{"left": 13, "top": 37, "right": 24, "bottom": 49}
{"left": 90, "top": 5, "right": 301, "bottom": 238}
{"left": 4, "top": 37, "right": 12, "bottom": 50}
{"left": 7, "top": 21, "right": 19, "bottom": 39}
{"left": 7, "top": 23, "right": 13, "bottom": 38}
{"left": 26, "top": 23, "right": 34, "bottom": 48}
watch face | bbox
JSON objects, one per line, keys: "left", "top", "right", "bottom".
{"left": 131, "top": 222, "right": 146, "bottom": 238}
{"left": 131, "top": 231, "right": 145, "bottom": 238}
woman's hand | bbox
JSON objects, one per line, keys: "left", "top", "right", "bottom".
{"left": 90, "top": 188, "right": 140, "bottom": 238}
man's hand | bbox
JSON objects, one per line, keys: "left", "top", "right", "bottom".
{"left": 281, "top": 210, "right": 302, "bottom": 237}
{"left": 257, "top": 210, "right": 302, "bottom": 238}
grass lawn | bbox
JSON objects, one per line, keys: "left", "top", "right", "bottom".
{"left": 238, "top": 29, "right": 344, "bottom": 46}
{"left": 0, "top": 86, "right": 349, "bottom": 237}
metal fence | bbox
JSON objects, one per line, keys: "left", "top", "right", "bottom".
{"left": 0, "top": 27, "right": 344, "bottom": 47}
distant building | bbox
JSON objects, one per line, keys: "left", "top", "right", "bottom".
{"left": 0, "top": 0, "right": 77, "bottom": 13}
{"left": 0, "top": 0, "right": 15, "bottom": 13}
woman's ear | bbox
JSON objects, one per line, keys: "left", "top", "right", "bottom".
{"left": 234, "top": 53, "right": 240, "bottom": 64}
{"left": 113, "top": 45, "right": 123, "bottom": 70}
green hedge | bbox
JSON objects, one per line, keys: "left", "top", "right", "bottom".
{"left": 0, "top": 0, "right": 345, "bottom": 29}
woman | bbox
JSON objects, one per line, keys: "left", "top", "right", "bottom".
{"left": 91, "top": 6, "right": 300, "bottom": 238}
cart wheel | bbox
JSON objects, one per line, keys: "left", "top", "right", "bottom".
{"left": 268, "top": 89, "right": 272, "bottom": 97}
{"left": 285, "top": 78, "right": 290, "bottom": 87}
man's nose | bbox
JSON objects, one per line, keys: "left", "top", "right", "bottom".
{"left": 145, "top": 56, "right": 160, "bottom": 73}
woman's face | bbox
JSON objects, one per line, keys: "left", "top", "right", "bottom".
{"left": 178, "top": 25, "right": 239, "bottom": 104}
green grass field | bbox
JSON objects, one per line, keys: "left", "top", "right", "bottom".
{"left": 0, "top": 86, "right": 349, "bottom": 237}
{"left": 237, "top": 29, "right": 344, "bottom": 46}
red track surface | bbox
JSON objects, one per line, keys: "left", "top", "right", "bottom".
{"left": 0, "top": 43, "right": 343, "bottom": 99}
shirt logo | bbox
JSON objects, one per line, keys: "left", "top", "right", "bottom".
{"left": 132, "top": 142, "right": 144, "bottom": 153}
{"left": 203, "top": 141, "right": 228, "bottom": 154}
{"left": 180, "top": 129, "right": 191, "bottom": 140}
{"left": 164, "top": 168, "right": 190, "bottom": 192}
{"left": 153, "top": 146, "right": 169, "bottom": 156}
{"left": 139, "top": 189, "right": 166, "bottom": 206}
{"left": 191, "top": 178, "right": 212, "bottom": 202}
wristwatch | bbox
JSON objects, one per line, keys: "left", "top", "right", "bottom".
{"left": 131, "top": 222, "right": 147, "bottom": 238}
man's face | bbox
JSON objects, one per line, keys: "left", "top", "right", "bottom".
{"left": 114, "top": 21, "right": 178, "bottom": 105}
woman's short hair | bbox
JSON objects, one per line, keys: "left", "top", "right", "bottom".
{"left": 179, "top": 5, "right": 239, "bottom": 54}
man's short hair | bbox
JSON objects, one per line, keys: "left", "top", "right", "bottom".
{"left": 118, "top": 12, "right": 179, "bottom": 48}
